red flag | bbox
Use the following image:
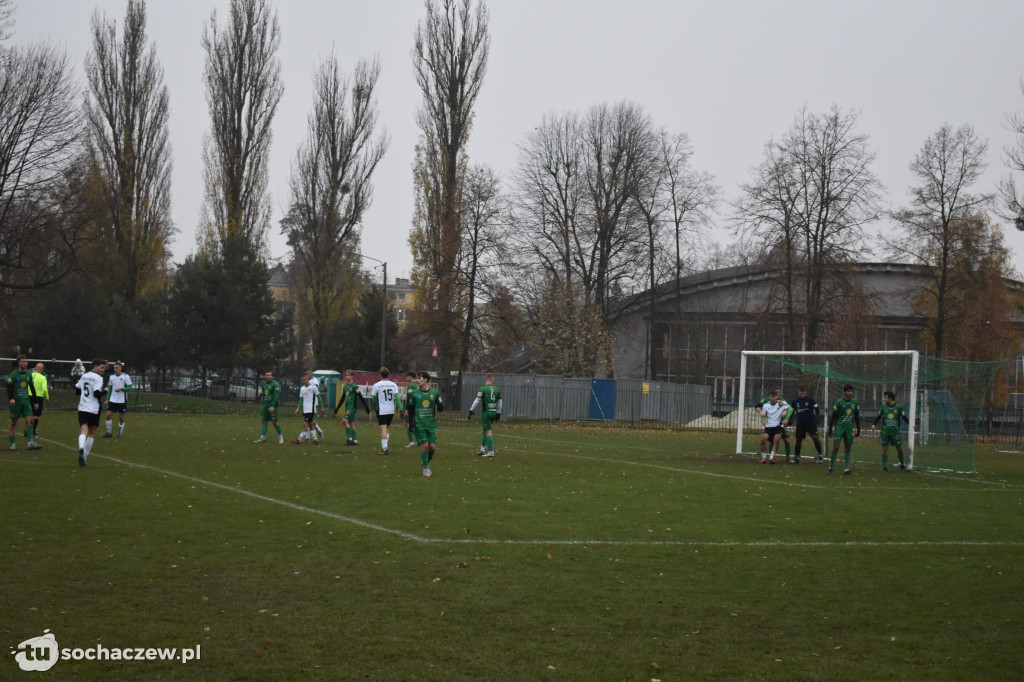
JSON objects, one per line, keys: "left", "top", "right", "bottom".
{"left": 431, "top": 340, "right": 438, "bottom": 357}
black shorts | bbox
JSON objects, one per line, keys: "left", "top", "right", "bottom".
{"left": 795, "top": 424, "right": 818, "bottom": 440}
{"left": 78, "top": 411, "right": 101, "bottom": 428}
{"left": 107, "top": 401, "right": 128, "bottom": 414}
{"left": 762, "top": 425, "right": 784, "bottom": 440}
{"left": 30, "top": 399, "right": 44, "bottom": 417}
{"left": 377, "top": 413, "right": 394, "bottom": 427}
{"left": 303, "top": 411, "right": 315, "bottom": 424}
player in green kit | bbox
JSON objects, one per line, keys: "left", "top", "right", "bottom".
{"left": 408, "top": 371, "right": 444, "bottom": 477}
{"left": 333, "top": 370, "right": 370, "bottom": 445}
{"left": 828, "top": 385, "right": 860, "bottom": 475}
{"left": 7, "top": 355, "right": 40, "bottom": 450}
{"left": 871, "top": 390, "right": 909, "bottom": 471}
{"left": 255, "top": 370, "right": 284, "bottom": 444}
{"left": 467, "top": 372, "right": 501, "bottom": 457}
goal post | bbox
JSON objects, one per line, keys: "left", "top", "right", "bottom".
{"left": 736, "top": 350, "right": 1003, "bottom": 473}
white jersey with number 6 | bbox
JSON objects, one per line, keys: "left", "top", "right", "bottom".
{"left": 371, "top": 379, "right": 398, "bottom": 415}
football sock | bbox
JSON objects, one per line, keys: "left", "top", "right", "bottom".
{"left": 785, "top": 442, "right": 790, "bottom": 456}
{"left": 85, "top": 437, "right": 94, "bottom": 455}
{"left": 487, "top": 435, "right": 494, "bottom": 452}
{"left": 26, "top": 425, "right": 34, "bottom": 441}
{"left": 897, "top": 450, "right": 905, "bottom": 465}
{"left": 261, "top": 424, "right": 268, "bottom": 437}
{"left": 106, "top": 419, "right": 113, "bottom": 433}
{"left": 274, "top": 424, "right": 282, "bottom": 436}
{"left": 844, "top": 451, "right": 851, "bottom": 470}
{"left": 382, "top": 438, "right": 388, "bottom": 450}
{"left": 421, "top": 451, "right": 430, "bottom": 468}
{"left": 481, "top": 434, "right": 487, "bottom": 449}
{"left": 882, "top": 452, "right": 888, "bottom": 469}
{"left": 118, "top": 423, "right": 124, "bottom": 436}
{"left": 408, "top": 429, "right": 415, "bottom": 443}
{"left": 830, "top": 451, "right": 837, "bottom": 469}
{"left": 8, "top": 436, "right": 13, "bottom": 446}
{"left": 78, "top": 434, "right": 86, "bottom": 450}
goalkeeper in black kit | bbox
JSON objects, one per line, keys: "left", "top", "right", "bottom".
{"left": 789, "top": 386, "right": 823, "bottom": 464}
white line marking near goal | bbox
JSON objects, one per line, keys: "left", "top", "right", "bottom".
{"left": 500, "top": 434, "right": 1024, "bottom": 490}
{"left": 37, "top": 439, "right": 1024, "bottom": 548}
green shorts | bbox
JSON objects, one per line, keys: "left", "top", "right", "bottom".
{"left": 414, "top": 424, "right": 437, "bottom": 445}
{"left": 10, "top": 400, "right": 31, "bottom": 420}
{"left": 481, "top": 411, "right": 497, "bottom": 431}
{"left": 880, "top": 430, "right": 902, "bottom": 447}
{"left": 343, "top": 409, "right": 357, "bottom": 422}
{"left": 261, "top": 406, "right": 278, "bottom": 422}
{"left": 833, "top": 424, "right": 855, "bottom": 445}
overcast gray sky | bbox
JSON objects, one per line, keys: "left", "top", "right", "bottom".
{"left": 13, "top": 0, "right": 1024, "bottom": 281}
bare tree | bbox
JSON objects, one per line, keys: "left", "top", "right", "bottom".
{"left": 283, "top": 54, "right": 389, "bottom": 366}
{"left": 737, "top": 106, "right": 882, "bottom": 350}
{"left": 0, "top": 41, "right": 84, "bottom": 290}
{"left": 0, "top": 0, "right": 14, "bottom": 42}
{"left": 887, "top": 123, "right": 993, "bottom": 358}
{"left": 411, "top": 0, "right": 489, "bottom": 372}
{"left": 199, "top": 0, "right": 283, "bottom": 255}
{"left": 1000, "top": 81, "right": 1024, "bottom": 231}
{"left": 455, "top": 163, "right": 507, "bottom": 372}
{"left": 512, "top": 110, "right": 585, "bottom": 304}
{"left": 85, "top": 0, "right": 174, "bottom": 302}
{"left": 633, "top": 130, "right": 719, "bottom": 377}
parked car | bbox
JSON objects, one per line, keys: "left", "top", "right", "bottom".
{"left": 209, "top": 377, "right": 259, "bottom": 401}
{"left": 168, "top": 377, "right": 203, "bottom": 395}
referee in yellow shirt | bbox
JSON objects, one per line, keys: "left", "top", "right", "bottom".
{"left": 30, "top": 363, "right": 49, "bottom": 438}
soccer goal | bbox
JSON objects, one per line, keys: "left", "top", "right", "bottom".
{"left": 735, "top": 350, "right": 1005, "bottom": 473}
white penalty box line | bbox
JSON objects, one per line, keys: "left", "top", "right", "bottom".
{"left": 38, "top": 438, "right": 1024, "bottom": 548}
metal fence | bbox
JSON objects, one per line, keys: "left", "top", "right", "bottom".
{"left": 458, "top": 373, "right": 714, "bottom": 427}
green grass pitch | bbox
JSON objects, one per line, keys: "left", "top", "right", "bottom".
{"left": 3, "top": 400, "right": 1023, "bottom": 681}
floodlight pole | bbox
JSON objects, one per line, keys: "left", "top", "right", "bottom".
{"left": 358, "top": 253, "right": 388, "bottom": 368}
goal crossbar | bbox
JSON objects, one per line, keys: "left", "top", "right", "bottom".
{"left": 737, "top": 350, "right": 919, "bottom": 469}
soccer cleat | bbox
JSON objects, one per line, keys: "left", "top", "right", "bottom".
{"left": 422, "top": 467, "right": 432, "bottom": 477}
{"left": 8, "top": 442, "right": 16, "bottom": 451}
{"left": 843, "top": 469, "right": 851, "bottom": 475}
{"left": 379, "top": 449, "right": 388, "bottom": 456}
{"left": 817, "top": 454, "right": 824, "bottom": 463}
{"left": 793, "top": 456, "right": 800, "bottom": 464}
{"left": 483, "top": 451, "right": 495, "bottom": 458}
{"left": 313, "top": 439, "right": 319, "bottom": 446}
{"left": 102, "top": 432, "right": 113, "bottom": 438}
{"left": 291, "top": 438, "right": 301, "bottom": 444}
{"left": 759, "top": 457, "right": 766, "bottom": 464}
{"left": 254, "top": 436, "right": 266, "bottom": 443}
{"left": 316, "top": 426, "right": 324, "bottom": 439}
{"left": 827, "top": 468, "right": 833, "bottom": 475}
{"left": 405, "top": 442, "right": 416, "bottom": 448}
{"left": 768, "top": 456, "right": 775, "bottom": 464}
{"left": 78, "top": 448, "right": 86, "bottom": 466}
{"left": 27, "top": 441, "right": 42, "bottom": 450}
{"left": 278, "top": 435, "right": 285, "bottom": 444}
{"left": 899, "top": 464, "right": 906, "bottom": 470}
{"left": 477, "top": 448, "right": 486, "bottom": 455}
{"left": 883, "top": 467, "right": 888, "bottom": 471}
{"left": 352, "top": 440, "right": 358, "bottom": 445}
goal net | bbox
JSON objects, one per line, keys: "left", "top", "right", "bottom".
{"left": 735, "top": 350, "right": 1004, "bottom": 473}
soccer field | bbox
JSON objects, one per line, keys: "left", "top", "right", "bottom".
{"left": 4, "top": 406, "right": 1024, "bottom": 680}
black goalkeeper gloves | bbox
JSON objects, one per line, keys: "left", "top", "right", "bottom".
{"left": 467, "top": 410, "right": 474, "bottom": 419}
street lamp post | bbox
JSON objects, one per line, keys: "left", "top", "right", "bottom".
{"left": 358, "top": 253, "right": 387, "bottom": 368}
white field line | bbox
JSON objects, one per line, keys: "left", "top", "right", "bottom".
{"left": 36, "top": 437, "right": 1024, "bottom": 547}
{"left": 498, "top": 434, "right": 1024, "bottom": 491}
